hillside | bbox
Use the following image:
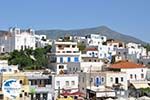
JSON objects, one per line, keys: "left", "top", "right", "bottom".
{"left": 0, "top": 26, "right": 146, "bottom": 45}
{"left": 36, "top": 26, "right": 146, "bottom": 45}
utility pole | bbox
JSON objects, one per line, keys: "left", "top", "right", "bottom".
{"left": 89, "top": 65, "right": 92, "bottom": 100}
{"left": 90, "top": 65, "right": 92, "bottom": 90}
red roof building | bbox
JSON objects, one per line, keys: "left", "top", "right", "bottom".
{"left": 110, "top": 61, "right": 145, "bottom": 69}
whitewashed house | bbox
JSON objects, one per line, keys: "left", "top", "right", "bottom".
{"left": 85, "top": 34, "right": 107, "bottom": 46}
{"left": 98, "top": 44, "right": 116, "bottom": 61}
{"left": 0, "top": 27, "right": 36, "bottom": 53}
{"left": 35, "top": 34, "right": 51, "bottom": 48}
{"left": 52, "top": 74, "right": 79, "bottom": 99}
{"left": 48, "top": 41, "right": 81, "bottom": 74}
{"left": 109, "top": 61, "right": 147, "bottom": 81}
{"left": 126, "top": 42, "right": 147, "bottom": 59}
{"left": 106, "top": 39, "right": 125, "bottom": 49}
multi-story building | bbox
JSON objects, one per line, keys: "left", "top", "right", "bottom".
{"left": 79, "top": 71, "right": 127, "bottom": 99}
{"left": 126, "top": 42, "right": 147, "bottom": 59}
{"left": 35, "top": 35, "right": 51, "bottom": 48}
{"left": 109, "top": 61, "right": 148, "bottom": 81}
{"left": 98, "top": 44, "right": 116, "bottom": 61}
{"left": 106, "top": 39, "right": 125, "bottom": 48}
{"left": 26, "top": 72, "right": 53, "bottom": 100}
{"left": 52, "top": 74, "right": 79, "bottom": 100}
{"left": 81, "top": 47, "right": 98, "bottom": 58}
{"left": 48, "top": 41, "right": 81, "bottom": 74}
{"left": 0, "top": 27, "right": 36, "bottom": 53}
{"left": 85, "top": 34, "right": 107, "bottom": 46}
{"left": 1, "top": 72, "right": 30, "bottom": 100}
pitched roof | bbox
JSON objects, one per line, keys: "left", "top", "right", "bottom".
{"left": 110, "top": 61, "right": 145, "bottom": 69}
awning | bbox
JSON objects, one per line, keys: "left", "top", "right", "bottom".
{"left": 132, "top": 83, "right": 150, "bottom": 89}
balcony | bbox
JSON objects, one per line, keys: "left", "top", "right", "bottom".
{"left": 30, "top": 85, "right": 53, "bottom": 93}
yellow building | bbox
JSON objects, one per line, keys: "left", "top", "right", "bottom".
{"left": 56, "top": 96, "right": 73, "bottom": 100}
{"left": 2, "top": 72, "right": 30, "bottom": 100}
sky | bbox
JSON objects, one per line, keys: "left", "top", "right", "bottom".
{"left": 0, "top": 0, "right": 150, "bottom": 42}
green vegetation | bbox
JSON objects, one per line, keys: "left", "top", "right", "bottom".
{"left": 144, "top": 44, "right": 150, "bottom": 52}
{"left": 77, "top": 42, "right": 86, "bottom": 51}
{"left": 8, "top": 45, "right": 51, "bottom": 70}
{"left": 140, "top": 87, "right": 150, "bottom": 96}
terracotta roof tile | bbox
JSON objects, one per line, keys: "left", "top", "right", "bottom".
{"left": 85, "top": 47, "right": 98, "bottom": 51}
{"left": 110, "top": 61, "right": 145, "bottom": 69}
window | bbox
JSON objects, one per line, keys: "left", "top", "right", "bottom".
{"left": 90, "top": 78, "right": 93, "bottom": 82}
{"left": 58, "top": 45, "right": 62, "bottom": 48}
{"left": 110, "top": 77, "right": 113, "bottom": 82}
{"left": 104, "top": 53, "right": 107, "bottom": 57}
{"left": 89, "top": 59, "right": 91, "bottom": 62}
{"left": 71, "top": 81, "right": 75, "bottom": 86}
{"left": 130, "top": 74, "right": 133, "bottom": 79}
{"left": 141, "top": 69, "right": 143, "bottom": 72}
{"left": 82, "top": 77, "right": 84, "bottom": 83}
{"left": 74, "top": 57, "right": 79, "bottom": 62}
{"left": 100, "top": 54, "right": 102, "bottom": 57}
{"left": 67, "top": 57, "right": 71, "bottom": 62}
{"left": 72, "top": 45, "right": 76, "bottom": 48}
{"left": 20, "top": 94, "right": 22, "bottom": 98}
{"left": 121, "top": 77, "right": 124, "bottom": 82}
{"left": 60, "top": 57, "right": 63, "bottom": 63}
{"left": 141, "top": 74, "right": 144, "bottom": 78}
{"left": 82, "top": 87, "right": 84, "bottom": 90}
{"left": 66, "top": 51, "right": 71, "bottom": 53}
{"left": 59, "top": 65, "right": 64, "bottom": 69}
{"left": 24, "top": 92, "right": 27, "bottom": 96}
{"left": 65, "top": 45, "right": 70, "bottom": 48}
{"left": 135, "top": 74, "right": 137, "bottom": 79}
{"left": 69, "top": 68, "right": 71, "bottom": 71}
{"left": 66, "top": 81, "right": 69, "bottom": 86}
{"left": 101, "top": 77, "right": 105, "bottom": 83}
{"left": 20, "top": 80, "right": 23, "bottom": 84}
{"left": 56, "top": 81, "right": 60, "bottom": 86}
{"left": 89, "top": 53, "right": 91, "bottom": 55}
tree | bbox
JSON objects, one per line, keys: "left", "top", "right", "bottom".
{"left": 8, "top": 46, "right": 51, "bottom": 70}
{"left": 77, "top": 42, "right": 86, "bottom": 51}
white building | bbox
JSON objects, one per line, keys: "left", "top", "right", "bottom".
{"left": 81, "top": 47, "right": 98, "bottom": 58}
{"left": 79, "top": 71, "right": 127, "bottom": 99}
{"left": 0, "top": 27, "right": 36, "bottom": 53}
{"left": 105, "top": 71, "right": 128, "bottom": 90}
{"left": 0, "top": 60, "right": 19, "bottom": 73}
{"left": 73, "top": 36, "right": 86, "bottom": 43}
{"left": 126, "top": 42, "right": 147, "bottom": 59}
{"left": 98, "top": 44, "right": 116, "bottom": 60}
{"left": 110, "top": 61, "right": 148, "bottom": 81}
{"left": 35, "top": 35, "right": 52, "bottom": 48}
{"left": 52, "top": 74, "right": 79, "bottom": 99}
{"left": 85, "top": 34, "right": 107, "bottom": 46}
{"left": 49, "top": 41, "right": 81, "bottom": 74}
{"left": 106, "top": 39, "right": 125, "bottom": 49}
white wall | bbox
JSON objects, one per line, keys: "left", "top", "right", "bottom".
{"left": 105, "top": 72, "right": 128, "bottom": 90}
{"left": 80, "top": 62, "right": 104, "bottom": 72}
{"left": 121, "top": 68, "right": 147, "bottom": 81}
{"left": 52, "top": 74, "right": 78, "bottom": 99}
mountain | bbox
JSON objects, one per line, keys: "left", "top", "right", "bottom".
{"left": 36, "top": 26, "right": 146, "bottom": 45}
